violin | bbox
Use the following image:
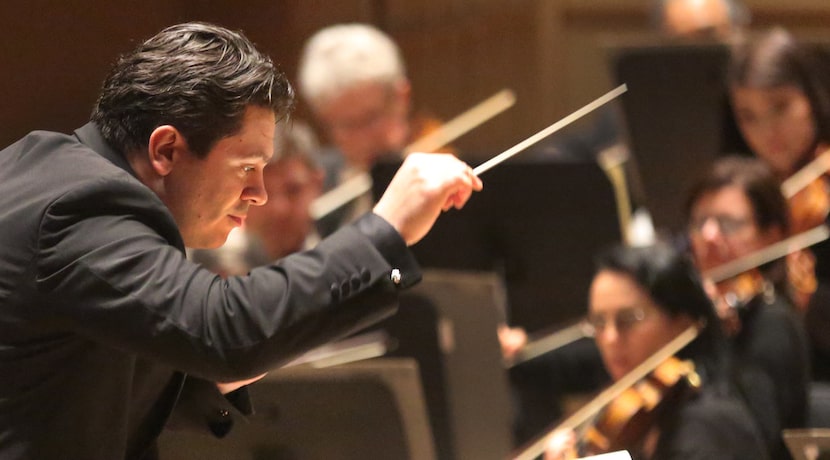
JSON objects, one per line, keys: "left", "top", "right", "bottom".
{"left": 785, "top": 179, "right": 826, "bottom": 309}
{"left": 511, "top": 326, "right": 700, "bottom": 460}
{"left": 788, "top": 176, "right": 830, "bottom": 235}
{"left": 780, "top": 148, "right": 830, "bottom": 308}
{"left": 580, "top": 357, "right": 701, "bottom": 456}
{"left": 701, "top": 225, "right": 830, "bottom": 335}
{"left": 706, "top": 269, "right": 768, "bottom": 337}
{"left": 782, "top": 147, "right": 830, "bottom": 235}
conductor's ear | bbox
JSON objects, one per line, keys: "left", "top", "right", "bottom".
{"left": 147, "top": 125, "right": 189, "bottom": 176}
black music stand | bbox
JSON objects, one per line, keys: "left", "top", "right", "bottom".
{"left": 604, "top": 40, "right": 747, "bottom": 234}
{"left": 370, "top": 269, "right": 514, "bottom": 460}
{"left": 157, "top": 359, "right": 435, "bottom": 460}
{"left": 372, "top": 159, "right": 621, "bottom": 333}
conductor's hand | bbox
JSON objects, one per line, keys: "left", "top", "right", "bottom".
{"left": 498, "top": 324, "right": 528, "bottom": 361}
{"left": 373, "top": 153, "right": 483, "bottom": 246}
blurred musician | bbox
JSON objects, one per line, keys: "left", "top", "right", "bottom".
{"left": 245, "top": 122, "right": 324, "bottom": 262}
{"left": 727, "top": 27, "right": 830, "bottom": 381}
{"left": 298, "top": 23, "right": 449, "bottom": 236}
{"left": 684, "top": 156, "right": 810, "bottom": 458}
{"left": 543, "top": 243, "right": 767, "bottom": 460}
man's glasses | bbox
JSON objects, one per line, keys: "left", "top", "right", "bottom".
{"left": 688, "top": 214, "right": 752, "bottom": 237}
{"left": 585, "top": 307, "right": 648, "bottom": 336}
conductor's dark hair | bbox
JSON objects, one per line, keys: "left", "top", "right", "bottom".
{"left": 92, "top": 22, "right": 294, "bottom": 157}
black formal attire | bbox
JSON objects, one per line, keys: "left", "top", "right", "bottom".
{"left": 649, "top": 382, "right": 770, "bottom": 460}
{"left": 0, "top": 124, "right": 420, "bottom": 459}
{"left": 569, "top": 366, "right": 768, "bottom": 460}
{"left": 805, "top": 263, "right": 830, "bottom": 382}
{"left": 731, "top": 293, "right": 810, "bottom": 459}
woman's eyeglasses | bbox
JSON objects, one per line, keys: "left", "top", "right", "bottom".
{"left": 688, "top": 214, "right": 752, "bottom": 236}
{"left": 585, "top": 307, "right": 648, "bottom": 335}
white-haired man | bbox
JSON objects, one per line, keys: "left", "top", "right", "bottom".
{"left": 298, "top": 23, "right": 416, "bottom": 234}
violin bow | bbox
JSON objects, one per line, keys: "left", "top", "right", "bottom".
{"left": 310, "top": 88, "right": 516, "bottom": 220}
{"left": 505, "top": 320, "right": 593, "bottom": 368}
{"left": 781, "top": 148, "right": 830, "bottom": 199}
{"left": 509, "top": 324, "right": 699, "bottom": 460}
{"left": 703, "top": 224, "right": 830, "bottom": 284}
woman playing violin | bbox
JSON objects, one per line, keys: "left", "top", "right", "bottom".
{"left": 728, "top": 28, "right": 830, "bottom": 182}
{"left": 727, "top": 27, "right": 830, "bottom": 382}
{"left": 684, "top": 156, "right": 810, "bottom": 458}
{"left": 544, "top": 243, "right": 766, "bottom": 460}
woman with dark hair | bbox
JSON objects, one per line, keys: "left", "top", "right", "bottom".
{"left": 542, "top": 243, "right": 767, "bottom": 459}
{"left": 728, "top": 27, "right": 830, "bottom": 383}
{"left": 728, "top": 27, "right": 830, "bottom": 179}
{"left": 685, "top": 156, "right": 809, "bottom": 459}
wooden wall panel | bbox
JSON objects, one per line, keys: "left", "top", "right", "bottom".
{"left": 3, "top": 0, "right": 830, "bottom": 153}
{"left": 374, "top": 1, "right": 570, "bottom": 159}
{"left": 0, "top": 1, "right": 189, "bottom": 147}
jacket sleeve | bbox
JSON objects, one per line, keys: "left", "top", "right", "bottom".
{"left": 34, "top": 176, "right": 421, "bottom": 381}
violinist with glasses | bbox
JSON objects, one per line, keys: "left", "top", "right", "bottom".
{"left": 685, "top": 156, "right": 810, "bottom": 458}
{"left": 539, "top": 243, "right": 767, "bottom": 460}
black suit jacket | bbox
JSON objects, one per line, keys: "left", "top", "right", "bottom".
{"left": 732, "top": 294, "right": 810, "bottom": 459}
{"left": 0, "top": 124, "right": 420, "bottom": 459}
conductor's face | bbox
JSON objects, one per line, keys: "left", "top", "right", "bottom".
{"left": 163, "top": 106, "right": 275, "bottom": 248}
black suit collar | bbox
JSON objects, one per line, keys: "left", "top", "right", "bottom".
{"left": 74, "top": 122, "right": 139, "bottom": 180}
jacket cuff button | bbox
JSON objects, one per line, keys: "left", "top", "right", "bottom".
{"left": 390, "top": 269, "right": 402, "bottom": 285}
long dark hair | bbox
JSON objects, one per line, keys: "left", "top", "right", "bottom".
{"left": 92, "top": 22, "right": 295, "bottom": 157}
{"left": 728, "top": 27, "right": 830, "bottom": 151}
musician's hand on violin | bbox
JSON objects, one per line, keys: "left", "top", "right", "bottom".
{"left": 373, "top": 153, "right": 482, "bottom": 246}
{"left": 543, "top": 429, "right": 577, "bottom": 460}
{"left": 498, "top": 324, "right": 528, "bottom": 361}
